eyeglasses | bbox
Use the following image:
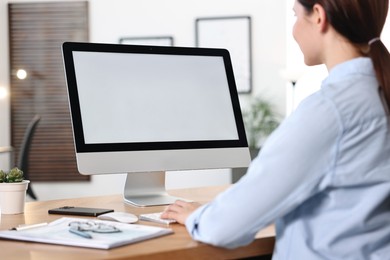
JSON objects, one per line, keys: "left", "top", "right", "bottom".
{"left": 68, "top": 221, "right": 121, "bottom": 234}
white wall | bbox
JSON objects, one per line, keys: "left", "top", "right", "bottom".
{"left": 0, "top": 0, "right": 287, "bottom": 200}
{"left": 0, "top": 0, "right": 11, "bottom": 172}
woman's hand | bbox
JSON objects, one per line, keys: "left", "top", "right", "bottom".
{"left": 161, "top": 200, "right": 202, "bottom": 224}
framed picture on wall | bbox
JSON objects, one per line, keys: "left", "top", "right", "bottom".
{"left": 196, "top": 16, "right": 252, "bottom": 94}
{"left": 119, "top": 36, "right": 174, "bottom": 46}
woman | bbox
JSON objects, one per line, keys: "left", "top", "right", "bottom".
{"left": 162, "top": 0, "right": 390, "bottom": 259}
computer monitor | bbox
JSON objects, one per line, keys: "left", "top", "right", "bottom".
{"left": 62, "top": 42, "right": 251, "bottom": 206}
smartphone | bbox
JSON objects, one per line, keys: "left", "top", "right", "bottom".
{"left": 48, "top": 206, "right": 114, "bottom": 217}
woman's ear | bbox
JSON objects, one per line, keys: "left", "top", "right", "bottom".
{"left": 312, "top": 3, "right": 328, "bottom": 33}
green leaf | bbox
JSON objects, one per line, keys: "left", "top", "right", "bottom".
{"left": 1, "top": 167, "right": 24, "bottom": 183}
{"left": 0, "top": 170, "right": 6, "bottom": 183}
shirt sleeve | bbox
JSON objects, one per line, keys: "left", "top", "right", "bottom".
{"left": 185, "top": 92, "right": 342, "bottom": 248}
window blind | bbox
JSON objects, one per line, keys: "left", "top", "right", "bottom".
{"left": 9, "top": 1, "right": 89, "bottom": 181}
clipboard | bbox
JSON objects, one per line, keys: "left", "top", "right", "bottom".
{"left": 0, "top": 217, "right": 174, "bottom": 249}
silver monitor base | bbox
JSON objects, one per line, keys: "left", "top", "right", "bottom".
{"left": 123, "top": 171, "right": 182, "bottom": 207}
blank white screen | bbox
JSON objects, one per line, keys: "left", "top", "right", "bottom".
{"left": 73, "top": 51, "right": 239, "bottom": 144}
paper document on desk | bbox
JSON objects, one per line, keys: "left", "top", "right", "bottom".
{"left": 0, "top": 217, "right": 173, "bottom": 249}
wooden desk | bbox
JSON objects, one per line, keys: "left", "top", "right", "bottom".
{"left": 0, "top": 186, "right": 275, "bottom": 259}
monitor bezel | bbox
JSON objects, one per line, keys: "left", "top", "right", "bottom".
{"left": 62, "top": 42, "right": 248, "bottom": 153}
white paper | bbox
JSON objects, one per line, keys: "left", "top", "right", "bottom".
{"left": 0, "top": 217, "right": 173, "bottom": 249}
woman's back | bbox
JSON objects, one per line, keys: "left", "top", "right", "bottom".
{"left": 273, "top": 57, "right": 390, "bottom": 260}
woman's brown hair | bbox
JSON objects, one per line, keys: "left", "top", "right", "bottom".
{"left": 298, "top": 0, "right": 390, "bottom": 109}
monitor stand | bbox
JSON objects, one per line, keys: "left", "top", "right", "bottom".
{"left": 123, "top": 171, "right": 183, "bottom": 207}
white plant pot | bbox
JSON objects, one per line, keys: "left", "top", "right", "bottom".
{"left": 0, "top": 180, "right": 30, "bottom": 214}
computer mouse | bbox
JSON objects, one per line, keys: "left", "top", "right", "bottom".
{"left": 97, "top": 212, "right": 138, "bottom": 223}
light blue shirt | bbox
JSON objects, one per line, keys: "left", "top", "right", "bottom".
{"left": 185, "top": 57, "right": 390, "bottom": 259}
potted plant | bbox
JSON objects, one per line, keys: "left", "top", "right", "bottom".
{"left": 0, "top": 167, "right": 30, "bottom": 214}
{"left": 233, "top": 97, "right": 280, "bottom": 182}
{"left": 243, "top": 96, "right": 280, "bottom": 154}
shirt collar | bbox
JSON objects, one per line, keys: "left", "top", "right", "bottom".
{"left": 323, "top": 57, "right": 375, "bottom": 85}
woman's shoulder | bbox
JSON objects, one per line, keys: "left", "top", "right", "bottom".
{"left": 319, "top": 75, "right": 384, "bottom": 128}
